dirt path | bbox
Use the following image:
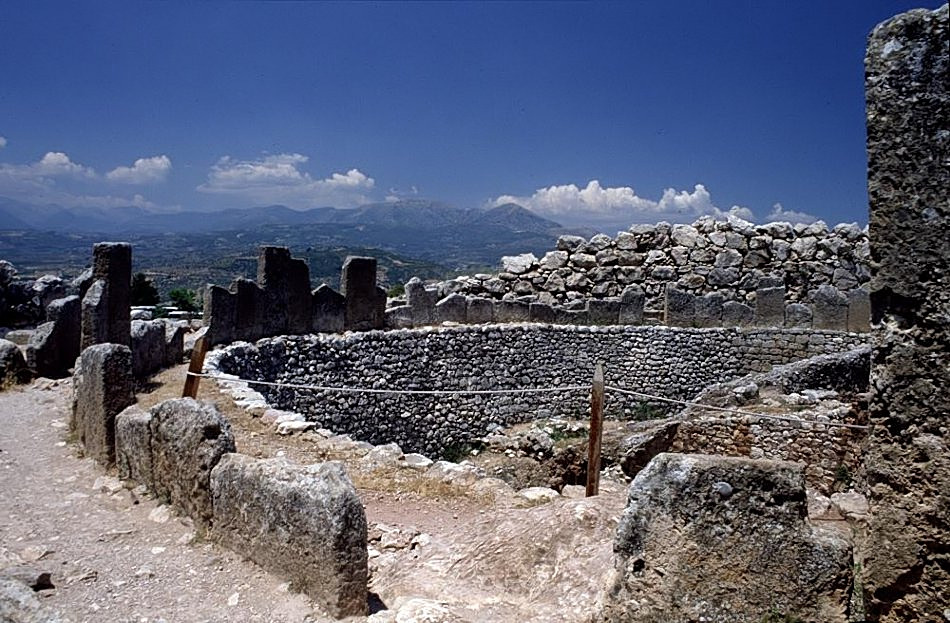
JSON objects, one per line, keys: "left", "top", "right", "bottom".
{"left": 1, "top": 369, "right": 626, "bottom": 622}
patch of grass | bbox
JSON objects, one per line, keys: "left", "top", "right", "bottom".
{"left": 630, "top": 401, "right": 664, "bottom": 420}
{"left": 834, "top": 463, "right": 852, "bottom": 490}
{"left": 440, "top": 441, "right": 476, "bottom": 463}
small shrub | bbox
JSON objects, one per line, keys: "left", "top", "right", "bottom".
{"left": 440, "top": 441, "right": 476, "bottom": 463}
{"left": 387, "top": 284, "right": 405, "bottom": 298}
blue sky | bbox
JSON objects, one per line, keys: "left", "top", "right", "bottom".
{"left": 0, "top": 1, "right": 942, "bottom": 230}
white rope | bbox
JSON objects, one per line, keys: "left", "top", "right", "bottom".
{"left": 187, "top": 371, "right": 588, "bottom": 396}
{"left": 605, "top": 385, "right": 870, "bottom": 430}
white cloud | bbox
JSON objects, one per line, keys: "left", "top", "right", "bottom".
{"left": 765, "top": 202, "right": 818, "bottom": 224}
{"left": 493, "top": 180, "right": 753, "bottom": 228}
{"left": 197, "top": 153, "right": 375, "bottom": 208}
{"left": 0, "top": 136, "right": 6, "bottom": 149}
{"left": 32, "top": 151, "right": 96, "bottom": 178}
{"left": 106, "top": 155, "right": 172, "bottom": 184}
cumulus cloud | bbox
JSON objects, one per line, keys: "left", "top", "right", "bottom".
{"left": 0, "top": 151, "right": 161, "bottom": 209}
{"left": 197, "top": 153, "right": 375, "bottom": 208}
{"left": 765, "top": 202, "right": 818, "bottom": 224}
{"left": 493, "top": 180, "right": 753, "bottom": 229}
{"left": 106, "top": 155, "right": 172, "bottom": 184}
{"left": 0, "top": 136, "right": 6, "bottom": 149}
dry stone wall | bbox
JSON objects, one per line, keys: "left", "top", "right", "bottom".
{"left": 209, "top": 324, "right": 866, "bottom": 457}
{"left": 425, "top": 215, "right": 870, "bottom": 330}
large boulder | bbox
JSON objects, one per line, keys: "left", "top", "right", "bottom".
{"left": 602, "top": 453, "right": 852, "bottom": 623}
{"left": 210, "top": 454, "right": 368, "bottom": 617}
{"left": 0, "top": 339, "right": 28, "bottom": 387}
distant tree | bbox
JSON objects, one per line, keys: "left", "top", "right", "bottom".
{"left": 168, "top": 288, "right": 200, "bottom": 312}
{"left": 130, "top": 273, "right": 160, "bottom": 306}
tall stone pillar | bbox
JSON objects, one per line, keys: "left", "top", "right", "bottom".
{"left": 862, "top": 5, "right": 948, "bottom": 621}
{"left": 81, "top": 242, "right": 131, "bottom": 348}
{"left": 341, "top": 256, "right": 385, "bottom": 331}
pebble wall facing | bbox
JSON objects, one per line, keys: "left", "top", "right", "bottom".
{"left": 210, "top": 324, "right": 867, "bottom": 456}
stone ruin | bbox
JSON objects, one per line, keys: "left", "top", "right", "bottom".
{"left": 203, "top": 247, "right": 387, "bottom": 346}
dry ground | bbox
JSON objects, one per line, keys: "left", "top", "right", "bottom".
{"left": 0, "top": 365, "right": 627, "bottom": 623}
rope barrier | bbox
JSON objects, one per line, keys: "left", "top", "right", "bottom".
{"left": 190, "top": 371, "right": 869, "bottom": 431}
{"left": 186, "top": 371, "right": 588, "bottom": 396}
{"left": 605, "top": 385, "right": 870, "bottom": 430}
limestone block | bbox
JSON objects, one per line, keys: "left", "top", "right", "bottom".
{"left": 619, "top": 286, "right": 645, "bottom": 325}
{"left": 721, "top": 301, "right": 753, "bottom": 327}
{"left": 529, "top": 302, "right": 556, "bottom": 323}
{"left": 256, "top": 246, "right": 313, "bottom": 336}
{"left": 210, "top": 454, "right": 368, "bottom": 617}
{"left": 405, "top": 277, "right": 435, "bottom": 326}
{"left": 694, "top": 292, "right": 725, "bottom": 328}
{"left": 383, "top": 305, "right": 413, "bottom": 330}
{"left": 602, "top": 453, "right": 852, "bottom": 623}
{"left": 501, "top": 253, "right": 537, "bottom": 274}
{"left": 663, "top": 287, "right": 695, "bottom": 327}
{"left": 131, "top": 319, "right": 167, "bottom": 378}
{"left": 80, "top": 279, "right": 109, "bottom": 350}
{"left": 341, "top": 256, "right": 383, "bottom": 331}
{"left": 148, "top": 399, "right": 235, "bottom": 530}
{"left": 203, "top": 284, "right": 236, "bottom": 346}
{"left": 587, "top": 299, "right": 620, "bottom": 325}
{"left": 466, "top": 297, "right": 494, "bottom": 324}
{"left": 91, "top": 242, "right": 131, "bottom": 347}
{"left": 754, "top": 285, "right": 786, "bottom": 327}
{"left": 433, "top": 294, "right": 467, "bottom": 324}
{"left": 811, "top": 285, "right": 848, "bottom": 330}
{"left": 862, "top": 6, "right": 949, "bottom": 620}
{"left": 163, "top": 322, "right": 186, "bottom": 367}
{"left": 71, "top": 343, "right": 134, "bottom": 466}
{"left": 312, "top": 285, "right": 345, "bottom": 333}
{"left": 25, "top": 295, "right": 80, "bottom": 378}
{"left": 115, "top": 405, "right": 152, "bottom": 483}
{"left": 232, "top": 278, "right": 265, "bottom": 342}
{"left": 494, "top": 300, "right": 529, "bottom": 323}
{"left": 784, "top": 303, "right": 813, "bottom": 328}
{"left": 0, "top": 338, "right": 27, "bottom": 386}
{"left": 846, "top": 287, "right": 870, "bottom": 332}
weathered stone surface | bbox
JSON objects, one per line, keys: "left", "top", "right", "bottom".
{"left": 602, "top": 453, "right": 852, "bottom": 623}
{"left": 383, "top": 305, "right": 413, "bottom": 330}
{"left": 812, "top": 284, "right": 849, "bottom": 330}
{"left": 618, "top": 420, "right": 679, "bottom": 478}
{"left": 785, "top": 302, "right": 813, "bottom": 328}
{"left": 433, "top": 294, "right": 467, "bottom": 324}
{"left": 232, "top": 278, "right": 264, "bottom": 342}
{"left": 0, "top": 576, "right": 64, "bottom": 623}
{"left": 163, "top": 322, "right": 186, "bottom": 367}
{"left": 754, "top": 285, "right": 786, "bottom": 327}
{"left": 341, "top": 256, "right": 384, "bottom": 331}
{"left": 405, "top": 277, "right": 435, "bottom": 326}
{"left": 466, "top": 297, "right": 494, "bottom": 324}
{"left": 25, "top": 296, "right": 80, "bottom": 379}
{"left": 862, "top": 6, "right": 950, "bottom": 621}
{"left": 203, "top": 284, "right": 236, "bottom": 346}
{"left": 846, "top": 286, "right": 870, "bottom": 333}
{"left": 587, "top": 299, "right": 620, "bottom": 325}
{"left": 663, "top": 287, "right": 695, "bottom": 327}
{"left": 0, "top": 339, "right": 27, "bottom": 386}
{"left": 693, "top": 292, "right": 724, "bottom": 328}
{"left": 71, "top": 344, "right": 134, "bottom": 466}
{"left": 210, "top": 454, "right": 368, "bottom": 617}
{"left": 92, "top": 242, "right": 131, "bottom": 347}
{"left": 148, "top": 399, "right": 235, "bottom": 530}
{"left": 312, "top": 285, "right": 345, "bottom": 333}
{"left": 494, "top": 300, "right": 529, "bottom": 323}
{"left": 115, "top": 404, "right": 152, "bottom": 483}
{"left": 618, "top": 286, "right": 645, "bottom": 325}
{"left": 131, "top": 319, "right": 166, "bottom": 378}
{"left": 80, "top": 279, "right": 109, "bottom": 350}
{"left": 258, "top": 246, "right": 313, "bottom": 336}
{"left": 528, "top": 302, "right": 556, "bottom": 323}
{"left": 501, "top": 253, "right": 537, "bottom": 274}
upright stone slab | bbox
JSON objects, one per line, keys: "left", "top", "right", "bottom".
{"left": 528, "top": 302, "right": 556, "bottom": 323}
{"left": 721, "top": 300, "right": 754, "bottom": 327}
{"left": 663, "top": 287, "right": 695, "bottom": 327}
{"left": 602, "top": 453, "right": 852, "bottom": 623}
{"left": 693, "top": 292, "right": 724, "bottom": 328}
{"left": 203, "top": 284, "right": 236, "bottom": 347}
{"left": 619, "top": 285, "right": 645, "bottom": 325}
{"left": 71, "top": 344, "right": 134, "bottom": 466}
{"left": 131, "top": 319, "right": 167, "bottom": 378}
{"left": 754, "top": 285, "right": 786, "bottom": 327}
{"left": 784, "top": 302, "right": 813, "bottom": 328}
{"left": 258, "top": 246, "right": 312, "bottom": 336}
{"left": 405, "top": 277, "right": 435, "bottom": 326}
{"left": 341, "top": 256, "right": 383, "bottom": 331}
{"left": 847, "top": 286, "right": 871, "bottom": 333}
{"left": 92, "top": 242, "right": 131, "bottom": 347}
{"left": 466, "top": 297, "right": 494, "bottom": 324}
{"left": 863, "top": 6, "right": 949, "bottom": 621}
{"left": 311, "top": 285, "right": 345, "bottom": 333}
{"left": 210, "top": 454, "right": 369, "bottom": 617}
{"left": 494, "top": 300, "right": 529, "bottom": 323}
{"left": 587, "top": 299, "right": 620, "bottom": 325}
{"left": 383, "top": 305, "right": 413, "bottom": 329}
{"left": 80, "top": 279, "right": 109, "bottom": 350}
{"left": 811, "top": 284, "right": 848, "bottom": 330}
{"left": 163, "top": 322, "right": 186, "bottom": 367}
{"left": 148, "top": 399, "right": 235, "bottom": 530}
{"left": 232, "top": 278, "right": 264, "bottom": 342}
{"left": 0, "top": 338, "right": 28, "bottom": 386}
{"left": 433, "top": 294, "right": 467, "bottom": 324}
{"left": 25, "top": 295, "right": 80, "bottom": 378}
{"left": 115, "top": 405, "right": 152, "bottom": 483}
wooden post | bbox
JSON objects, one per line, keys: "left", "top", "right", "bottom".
{"left": 182, "top": 335, "right": 209, "bottom": 398}
{"left": 586, "top": 362, "right": 605, "bottom": 497}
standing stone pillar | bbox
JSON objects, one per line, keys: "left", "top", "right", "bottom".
{"left": 862, "top": 6, "right": 948, "bottom": 622}
{"left": 341, "top": 256, "right": 385, "bottom": 331}
{"left": 80, "top": 242, "right": 131, "bottom": 349}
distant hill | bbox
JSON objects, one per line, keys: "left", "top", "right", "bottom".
{"left": 0, "top": 197, "right": 592, "bottom": 291}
